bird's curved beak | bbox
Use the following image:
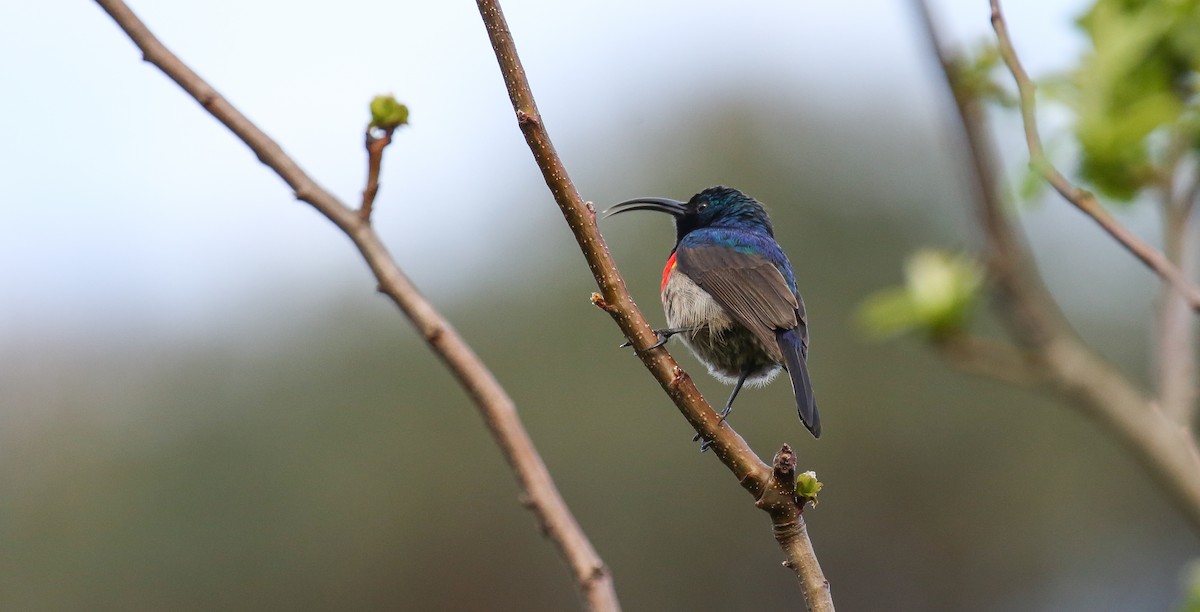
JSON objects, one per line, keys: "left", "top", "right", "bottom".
{"left": 603, "top": 197, "right": 686, "bottom": 218}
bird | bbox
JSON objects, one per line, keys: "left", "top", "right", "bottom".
{"left": 605, "top": 186, "right": 819, "bottom": 448}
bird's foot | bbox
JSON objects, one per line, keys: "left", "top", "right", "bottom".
{"left": 619, "top": 328, "right": 686, "bottom": 350}
{"left": 692, "top": 410, "right": 732, "bottom": 452}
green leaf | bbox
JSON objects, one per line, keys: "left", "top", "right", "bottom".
{"left": 857, "top": 250, "right": 983, "bottom": 340}
{"left": 951, "top": 43, "right": 1016, "bottom": 108}
{"left": 858, "top": 288, "right": 920, "bottom": 339}
{"left": 369, "top": 94, "right": 409, "bottom": 130}
{"left": 795, "top": 471, "right": 823, "bottom": 502}
{"left": 1071, "top": 0, "right": 1200, "bottom": 201}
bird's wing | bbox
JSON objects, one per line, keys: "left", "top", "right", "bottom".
{"left": 674, "top": 242, "right": 802, "bottom": 363}
{"left": 677, "top": 237, "right": 819, "bottom": 438}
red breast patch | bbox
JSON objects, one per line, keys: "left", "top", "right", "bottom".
{"left": 661, "top": 252, "right": 677, "bottom": 292}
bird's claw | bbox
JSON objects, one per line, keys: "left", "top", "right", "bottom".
{"left": 648, "top": 331, "right": 671, "bottom": 349}
{"left": 619, "top": 329, "right": 673, "bottom": 350}
{"left": 692, "top": 411, "right": 731, "bottom": 452}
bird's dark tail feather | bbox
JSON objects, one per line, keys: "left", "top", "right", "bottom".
{"left": 777, "top": 329, "right": 820, "bottom": 438}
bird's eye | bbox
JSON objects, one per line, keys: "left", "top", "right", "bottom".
{"left": 697, "top": 202, "right": 708, "bottom": 211}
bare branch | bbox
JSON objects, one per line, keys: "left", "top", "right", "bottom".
{"left": 988, "top": 0, "right": 1200, "bottom": 313}
{"left": 757, "top": 445, "right": 833, "bottom": 612}
{"left": 92, "top": 1, "right": 618, "bottom": 609}
{"left": 1156, "top": 198, "right": 1197, "bottom": 424}
{"left": 474, "top": 0, "right": 834, "bottom": 607}
{"left": 360, "top": 127, "right": 394, "bottom": 222}
{"left": 912, "top": 0, "right": 1200, "bottom": 532}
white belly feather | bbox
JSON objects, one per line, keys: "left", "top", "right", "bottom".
{"left": 662, "top": 270, "right": 732, "bottom": 333}
{"left": 661, "top": 267, "right": 781, "bottom": 386}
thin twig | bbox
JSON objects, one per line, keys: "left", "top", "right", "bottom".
{"left": 91, "top": 1, "right": 619, "bottom": 609}
{"left": 1158, "top": 162, "right": 1200, "bottom": 424}
{"left": 988, "top": 0, "right": 1200, "bottom": 313}
{"left": 360, "top": 127, "right": 394, "bottom": 222}
{"left": 473, "top": 0, "right": 834, "bottom": 608}
{"left": 1156, "top": 195, "right": 1197, "bottom": 424}
{"left": 913, "top": 0, "right": 1200, "bottom": 532}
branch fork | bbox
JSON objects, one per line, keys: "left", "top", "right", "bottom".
{"left": 913, "top": 0, "right": 1200, "bottom": 532}
{"left": 988, "top": 0, "right": 1200, "bottom": 312}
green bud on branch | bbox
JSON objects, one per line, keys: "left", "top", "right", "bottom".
{"left": 369, "top": 94, "right": 409, "bottom": 130}
{"left": 795, "top": 471, "right": 823, "bottom": 504}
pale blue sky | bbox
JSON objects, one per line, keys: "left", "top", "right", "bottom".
{"left": 0, "top": 1, "right": 1092, "bottom": 346}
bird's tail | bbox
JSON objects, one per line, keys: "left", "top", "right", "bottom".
{"left": 777, "top": 329, "right": 820, "bottom": 438}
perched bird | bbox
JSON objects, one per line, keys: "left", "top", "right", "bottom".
{"left": 606, "top": 186, "right": 819, "bottom": 445}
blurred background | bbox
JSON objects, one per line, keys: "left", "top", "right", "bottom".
{"left": 1, "top": 0, "right": 1196, "bottom": 610}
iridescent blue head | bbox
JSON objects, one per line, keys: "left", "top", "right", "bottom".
{"left": 605, "top": 186, "right": 775, "bottom": 242}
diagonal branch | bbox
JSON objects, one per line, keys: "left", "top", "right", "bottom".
{"left": 91, "top": 1, "right": 619, "bottom": 609}
{"left": 912, "top": 0, "right": 1200, "bottom": 533}
{"left": 474, "top": 0, "right": 833, "bottom": 609}
{"left": 1157, "top": 195, "right": 1198, "bottom": 424}
{"left": 988, "top": 0, "right": 1200, "bottom": 313}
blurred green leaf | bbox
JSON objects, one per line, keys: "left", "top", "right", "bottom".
{"left": 858, "top": 288, "right": 919, "bottom": 339}
{"left": 1072, "top": 0, "right": 1200, "bottom": 201}
{"left": 857, "top": 249, "right": 983, "bottom": 340}
{"left": 369, "top": 94, "right": 409, "bottom": 130}
{"left": 953, "top": 43, "right": 1016, "bottom": 108}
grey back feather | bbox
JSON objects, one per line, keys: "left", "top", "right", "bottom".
{"left": 675, "top": 245, "right": 805, "bottom": 362}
